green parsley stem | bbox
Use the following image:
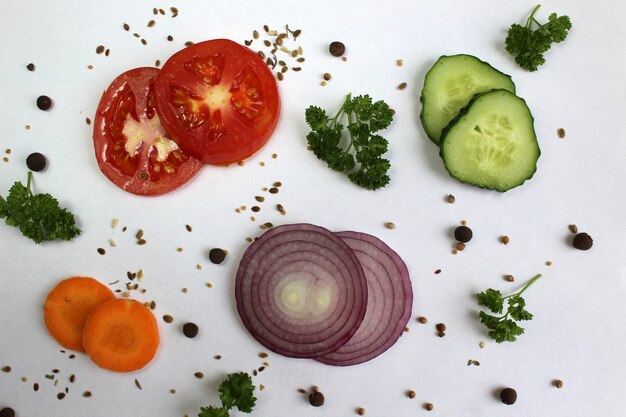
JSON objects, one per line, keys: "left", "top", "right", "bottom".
{"left": 504, "top": 273, "right": 542, "bottom": 299}
{"left": 26, "top": 171, "right": 33, "bottom": 195}
{"left": 526, "top": 4, "right": 542, "bottom": 28}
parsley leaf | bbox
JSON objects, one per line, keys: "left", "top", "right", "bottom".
{"left": 219, "top": 372, "right": 256, "bottom": 413}
{"left": 505, "top": 4, "right": 571, "bottom": 71}
{"left": 305, "top": 93, "right": 394, "bottom": 190}
{"left": 476, "top": 274, "right": 542, "bottom": 343}
{"left": 198, "top": 372, "right": 256, "bottom": 417}
{"left": 0, "top": 172, "right": 80, "bottom": 244}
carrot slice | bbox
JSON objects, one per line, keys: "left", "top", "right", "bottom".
{"left": 83, "top": 299, "right": 159, "bottom": 372}
{"left": 43, "top": 276, "right": 116, "bottom": 352}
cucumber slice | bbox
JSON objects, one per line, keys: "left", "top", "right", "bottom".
{"left": 420, "top": 55, "right": 516, "bottom": 145}
{"left": 440, "top": 89, "right": 540, "bottom": 192}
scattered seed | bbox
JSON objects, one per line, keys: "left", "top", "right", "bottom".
{"left": 141, "top": 39, "right": 147, "bottom": 46}
{"left": 557, "top": 128, "right": 566, "bottom": 138}
{"left": 37, "top": 95, "right": 53, "bottom": 111}
{"left": 461, "top": 220, "right": 468, "bottom": 226}
{"left": 57, "top": 392, "right": 66, "bottom": 400}
{"left": 148, "top": 20, "right": 155, "bottom": 27}
{"left": 97, "top": 248, "right": 106, "bottom": 255}
{"left": 105, "top": 49, "right": 110, "bottom": 57}
{"left": 396, "top": 59, "right": 404, "bottom": 66}
{"left": 214, "top": 355, "right": 222, "bottom": 360}
{"left": 320, "top": 81, "right": 327, "bottom": 86}
{"left": 573, "top": 232, "right": 593, "bottom": 250}
{"left": 501, "top": 235, "right": 510, "bottom": 245}
{"left": 2, "top": 366, "right": 11, "bottom": 373}
{"left": 479, "top": 341, "right": 486, "bottom": 348}
{"left": 167, "top": 35, "right": 173, "bottom": 41}
{"left": 397, "top": 82, "right": 407, "bottom": 90}
{"left": 194, "top": 372, "right": 204, "bottom": 379}
{"left": 27, "top": 63, "right": 35, "bottom": 71}
{"left": 69, "top": 374, "right": 76, "bottom": 383}
{"left": 83, "top": 391, "right": 92, "bottom": 397}
{"left": 546, "top": 260, "right": 553, "bottom": 266}
{"left": 323, "top": 72, "right": 331, "bottom": 81}
{"left": 153, "top": 7, "right": 158, "bottom": 14}
{"left": 553, "top": 379, "right": 564, "bottom": 388}
{"left": 329, "top": 41, "right": 345, "bottom": 57}
{"left": 425, "top": 403, "right": 434, "bottom": 411}
{"left": 26, "top": 152, "right": 47, "bottom": 171}
{"left": 434, "top": 269, "right": 442, "bottom": 274}
{"left": 87, "top": 65, "right": 93, "bottom": 70}
{"left": 251, "top": 206, "right": 261, "bottom": 212}
{"left": 183, "top": 322, "right": 199, "bottom": 338}
{"left": 34, "top": 383, "right": 40, "bottom": 391}
{"left": 170, "top": 389, "right": 176, "bottom": 394}
{"left": 259, "top": 352, "right": 269, "bottom": 358}
{"left": 500, "top": 388, "right": 517, "bottom": 405}
{"left": 356, "top": 407, "right": 366, "bottom": 415}
{"left": 417, "top": 316, "right": 427, "bottom": 324}
{"left": 163, "top": 315, "right": 174, "bottom": 323}
{"left": 135, "top": 379, "right": 142, "bottom": 390}
{"left": 182, "top": 287, "right": 188, "bottom": 293}
{"left": 177, "top": 247, "right": 183, "bottom": 252}
{"left": 407, "top": 390, "right": 416, "bottom": 399}
{"left": 206, "top": 283, "right": 213, "bottom": 288}
{"left": 455, "top": 242, "right": 465, "bottom": 251}
{"left": 386, "top": 222, "right": 396, "bottom": 229}
{"left": 454, "top": 225, "right": 473, "bottom": 243}
{"left": 504, "top": 274, "right": 515, "bottom": 282}
{"left": 467, "top": 359, "right": 480, "bottom": 366}
{"left": 86, "top": 117, "right": 92, "bottom": 125}
{"left": 436, "top": 323, "right": 446, "bottom": 332}
{"left": 209, "top": 248, "right": 226, "bottom": 264}
{"left": 297, "top": 388, "right": 307, "bottom": 394}
{"left": 260, "top": 384, "right": 265, "bottom": 391}
{"left": 155, "top": 60, "right": 161, "bottom": 67}
{"left": 269, "top": 187, "right": 279, "bottom": 194}
{"left": 306, "top": 391, "right": 324, "bottom": 407}
{"left": 96, "top": 45, "right": 105, "bottom": 54}
{"left": 185, "top": 41, "right": 193, "bottom": 46}
{"left": 277, "top": 72, "right": 284, "bottom": 81}
{"left": 447, "top": 194, "right": 456, "bottom": 203}
{"left": 159, "top": 8, "right": 165, "bottom": 15}
{"left": 21, "top": 377, "right": 27, "bottom": 382}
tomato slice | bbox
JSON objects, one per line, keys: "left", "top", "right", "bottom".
{"left": 93, "top": 67, "right": 202, "bottom": 196}
{"left": 153, "top": 39, "right": 280, "bottom": 165}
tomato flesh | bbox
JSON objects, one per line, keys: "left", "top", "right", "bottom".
{"left": 154, "top": 39, "right": 280, "bottom": 165}
{"left": 93, "top": 67, "right": 202, "bottom": 195}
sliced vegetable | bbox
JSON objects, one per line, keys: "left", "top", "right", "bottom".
{"left": 154, "top": 39, "right": 280, "bottom": 165}
{"left": 316, "top": 231, "right": 413, "bottom": 366}
{"left": 82, "top": 299, "right": 159, "bottom": 372}
{"left": 93, "top": 67, "right": 202, "bottom": 196}
{"left": 440, "top": 89, "right": 540, "bottom": 192}
{"left": 235, "top": 224, "right": 367, "bottom": 358}
{"left": 43, "top": 277, "right": 115, "bottom": 352}
{"left": 420, "top": 54, "right": 516, "bottom": 145}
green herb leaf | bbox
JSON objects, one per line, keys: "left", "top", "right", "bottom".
{"left": 305, "top": 93, "right": 394, "bottom": 190}
{"left": 198, "top": 372, "right": 256, "bottom": 417}
{"left": 476, "top": 274, "right": 542, "bottom": 343}
{"left": 219, "top": 372, "right": 256, "bottom": 413}
{"left": 504, "top": 5, "right": 571, "bottom": 71}
{"left": 198, "top": 406, "right": 230, "bottom": 417}
{"left": 0, "top": 172, "right": 80, "bottom": 244}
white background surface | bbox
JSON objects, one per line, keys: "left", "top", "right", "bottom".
{"left": 1, "top": 1, "right": 626, "bottom": 416}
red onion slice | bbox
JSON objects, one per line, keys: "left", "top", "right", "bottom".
{"left": 235, "top": 224, "right": 368, "bottom": 358}
{"left": 316, "top": 231, "right": 413, "bottom": 366}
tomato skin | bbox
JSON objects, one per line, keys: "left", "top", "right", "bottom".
{"left": 93, "top": 67, "right": 203, "bottom": 196}
{"left": 154, "top": 39, "right": 281, "bottom": 165}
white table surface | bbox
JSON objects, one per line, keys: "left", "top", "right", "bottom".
{"left": 1, "top": 1, "right": 625, "bottom": 416}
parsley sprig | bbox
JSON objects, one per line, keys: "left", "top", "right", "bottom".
{"left": 199, "top": 372, "right": 256, "bottom": 417}
{"left": 0, "top": 172, "right": 80, "bottom": 244}
{"left": 476, "top": 274, "right": 542, "bottom": 343}
{"left": 305, "top": 93, "right": 394, "bottom": 190}
{"left": 505, "top": 4, "right": 572, "bottom": 71}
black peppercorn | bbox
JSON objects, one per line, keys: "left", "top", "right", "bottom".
{"left": 308, "top": 391, "right": 324, "bottom": 407}
{"left": 209, "top": 248, "right": 226, "bottom": 264}
{"left": 454, "top": 225, "right": 473, "bottom": 243}
{"left": 182, "top": 322, "right": 199, "bottom": 338}
{"left": 328, "top": 41, "right": 345, "bottom": 57}
{"left": 26, "top": 152, "right": 47, "bottom": 172}
{"left": 0, "top": 408, "right": 15, "bottom": 417}
{"left": 37, "top": 95, "right": 53, "bottom": 110}
{"left": 499, "top": 387, "right": 517, "bottom": 405}
{"left": 572, "top": 232, "right": 593, "bottom": 250}
{"left": 27, "top": 63, "right": 35, "bottom": 71}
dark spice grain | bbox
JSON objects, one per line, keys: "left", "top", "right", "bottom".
{"left": 183, "top": 322, "right": 199, "bottom": 338}
{"left": 26, "top": 152, "right": 47, "bottom": 171}
{"left": 27, "top": 63, "right": 35, "bottom": 71}
{"left": 0, "top": 408, "right": 15, "bottom": 417}
{"left": 573, "top": 232, "right": 593, "bottom": 250}
{"left": 308, "top": 391, "right": 324, "bottom": 407}
{"left": 500, "top": 388, "right": 517, "bottom": 405}
{"left": 329, "top": 41, "right": 345, "bottom": 57}
{"left": 37, "top": 95, "right": 53, "bottom": 110}
{"left": 454, "top": 225, "right": 473, "bottom": 243}
{"left": 208, "top": 248, "right": 226, "bottom": 264}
